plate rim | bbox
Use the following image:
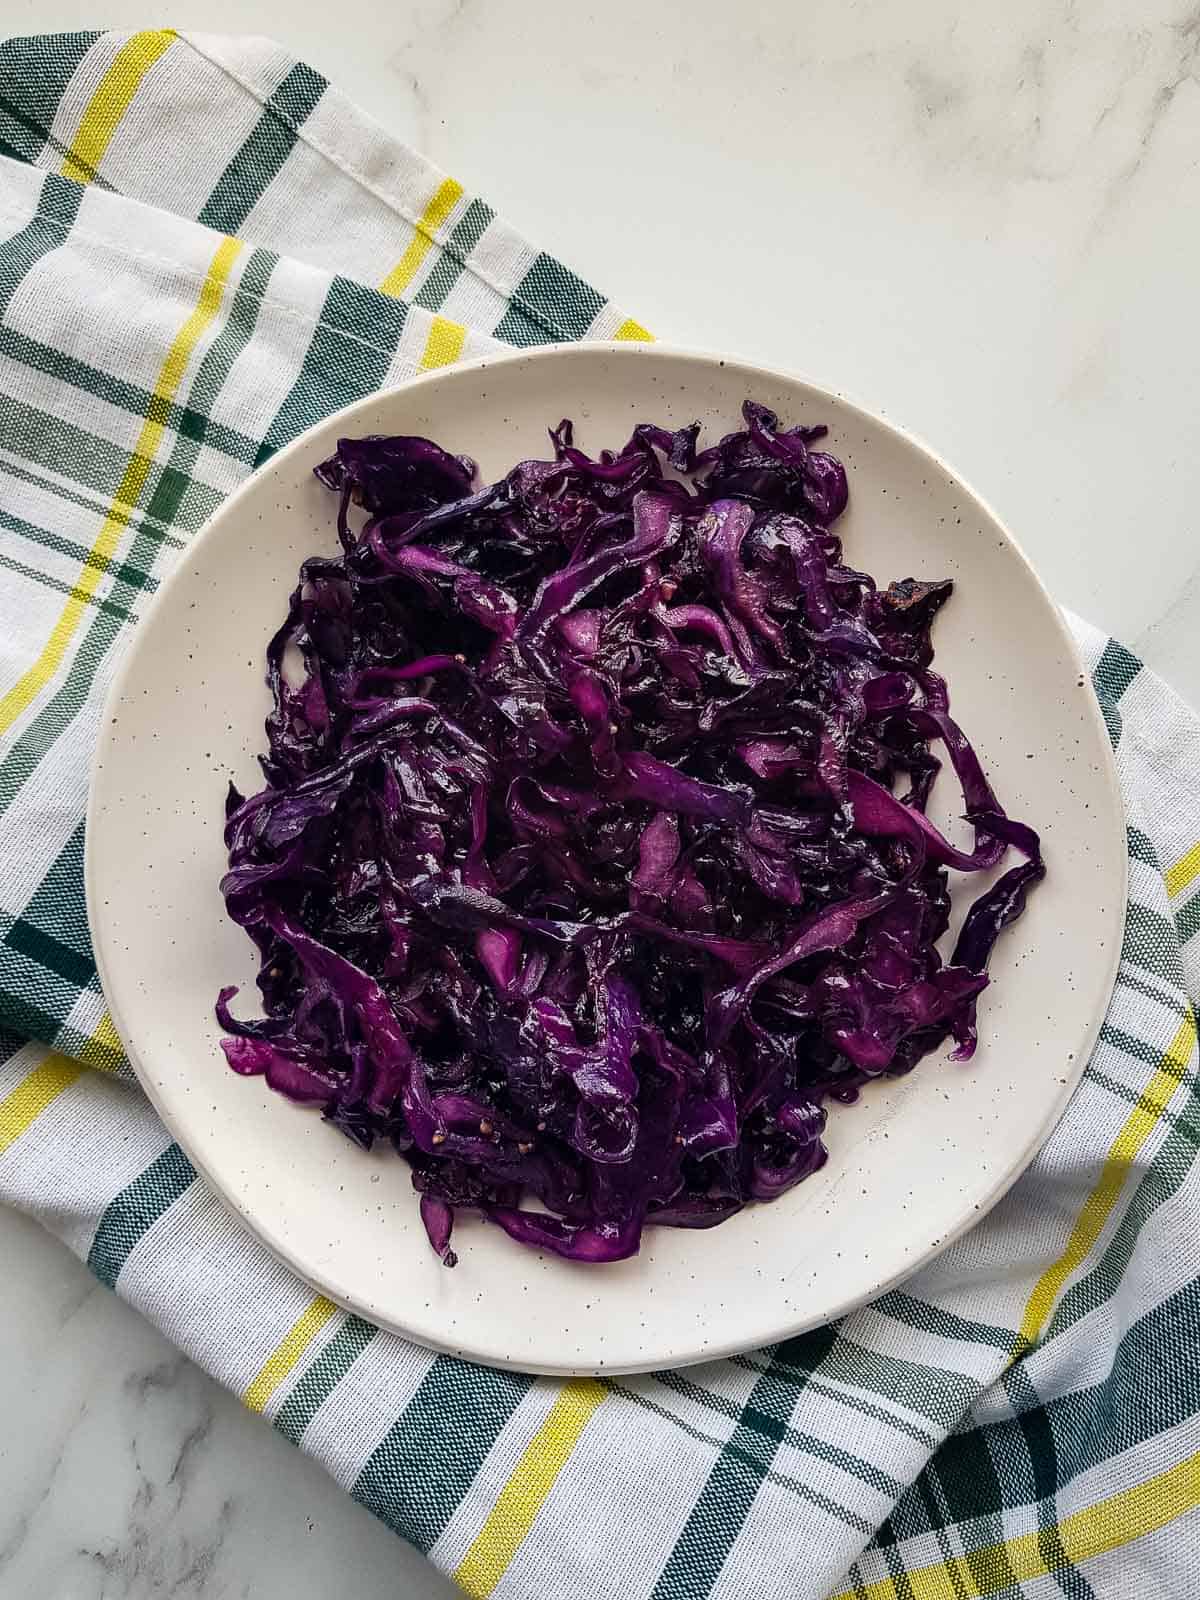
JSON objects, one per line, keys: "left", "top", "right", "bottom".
{"left": 85, "top": 339, "right": 1126, "bottom": 1374}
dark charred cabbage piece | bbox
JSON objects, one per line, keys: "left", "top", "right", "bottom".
{"left": 217, "top": 401, "right": 1042, "bottom": 1265}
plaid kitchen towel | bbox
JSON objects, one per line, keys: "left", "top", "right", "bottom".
{"left": 0, "top": 30, "right": 1196, "bottom": 1600}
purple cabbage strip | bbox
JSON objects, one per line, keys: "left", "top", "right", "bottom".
{"left": 217, "top": 400, "right": 1042, "bottom": 1265}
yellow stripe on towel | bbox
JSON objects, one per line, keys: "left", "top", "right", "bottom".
{"left": 1015, "top": 1010, "right": 1195, "bottom": 1354}
{"left": 379, "top": 178, "right": 464, "bottom": 298}
{"left": 60, "top": 30, "right": 178, "bottom": 184}
{"left": 243, "top": 1294, "right": 338, "bottom": 1413}
{"left": 0, "top": 1054, "right": 85, "bottom": 1157}
{"left": 454, "top": 1379, "right": 607, "bottom": 1598}
{"left": 0, "top": 234, "right": 242, "bottom": 737}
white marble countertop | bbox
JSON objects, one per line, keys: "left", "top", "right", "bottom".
{"left": 5, "top": 0, "right": 1200, "bottom": 1594}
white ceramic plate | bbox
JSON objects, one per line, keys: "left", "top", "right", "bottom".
{"left": 87, "top": 343, "right": 1125, "bottom": 1375}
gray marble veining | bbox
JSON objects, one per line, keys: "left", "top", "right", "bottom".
{"left": 0, "top": 1209, "right": 449, "bottom": 1598}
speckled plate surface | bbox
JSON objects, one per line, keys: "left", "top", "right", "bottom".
{"left": 86, "top": 343, "right": 1125, "bottom": 1376}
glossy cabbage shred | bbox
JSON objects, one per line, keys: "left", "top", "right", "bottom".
{"left": 217, "top": 401, "right": 1043, "bottom": 1266}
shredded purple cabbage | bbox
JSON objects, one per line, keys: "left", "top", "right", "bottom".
{"left": 217, "top": 401, "right": 1043, "bottom": 1265}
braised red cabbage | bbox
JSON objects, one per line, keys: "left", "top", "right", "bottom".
{"left": 217, "top": 401, "right": 1042, "bottom": 1266}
